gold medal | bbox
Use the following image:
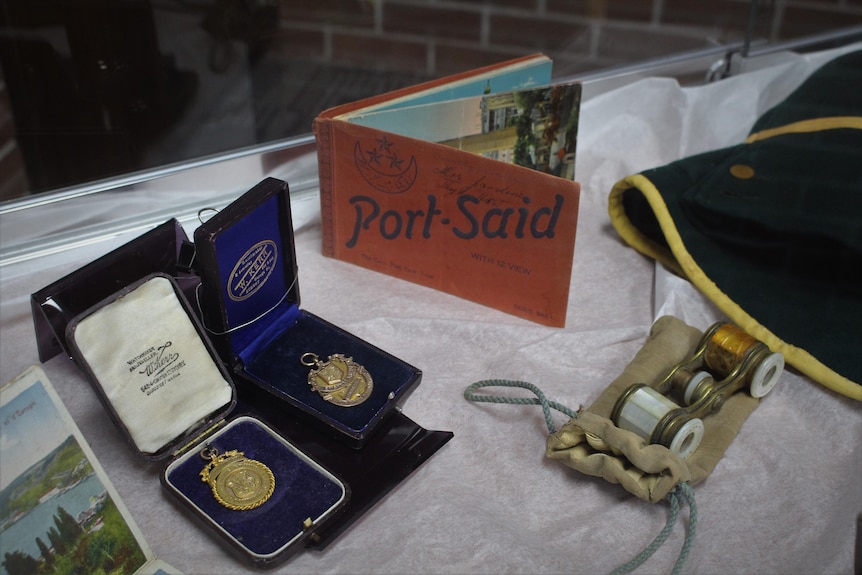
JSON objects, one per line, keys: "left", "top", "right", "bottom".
{"left": 200, "top": 447, "right": 275, "bottom": 511}
{"left": 301, "top": 352, "right": 373, "bottom": 407}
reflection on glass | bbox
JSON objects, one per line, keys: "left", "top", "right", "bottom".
{"left": 0, "top": 1, "right": 856, "bottom": 202}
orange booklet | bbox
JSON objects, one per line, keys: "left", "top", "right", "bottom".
{"left": 313, "top": 54, "right": 581, "bottom": 327}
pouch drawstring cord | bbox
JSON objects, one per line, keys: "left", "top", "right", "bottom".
{"left": 464, "top": 379, "right": 578, "bottom": 433}
{"left": 610, "top": 482, "right": 697, "bottom": 575}
{"left": 464, "top": 379, "right": 698, "bottom": 575}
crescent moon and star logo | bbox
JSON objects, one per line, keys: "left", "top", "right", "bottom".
{"left": 353, "top": 135, "right": 418, "bottom": 194}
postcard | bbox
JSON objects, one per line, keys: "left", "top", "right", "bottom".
{"left": 346, "top": 83, "right": 581, "bottom": 181}
{"left": 0, "top": 366, "right": 179, "bottom": 575}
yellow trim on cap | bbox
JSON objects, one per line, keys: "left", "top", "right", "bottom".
{"left": 608, "top": 172, "right": 862, "bottom": 401}
{"left": 608, "top": 175, "right": 681, "bottom": 275}
{"left": 746, "top": 116, "right": 862, "bottom": 143}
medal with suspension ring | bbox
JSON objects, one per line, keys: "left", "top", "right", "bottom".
{"left": 301, "top": 352, "right": 373, "bottom": 407}
{"left": 200, "top": 447, "right": 275, "bottom": 511}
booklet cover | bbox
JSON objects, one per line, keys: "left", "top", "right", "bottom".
{"left": 314, "top": 55, "right": 581, "bottom": 327}
{"left": 0, "top": 366, "right": 180, "bottom": 575}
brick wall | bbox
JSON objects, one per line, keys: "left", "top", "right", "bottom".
{"left": 273, "top": 0, "right": 862, "bottom": 77}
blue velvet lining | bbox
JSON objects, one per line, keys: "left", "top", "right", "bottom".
{"left": 212, "top": 194, "right": 292, "bottom": 359}
{"left": 164, "top": 416, "right": 346, "bottom": 558}
{"left": 237, "top": 304, "right": 301, "bottom": 366}
{"left": 244, "top": 311, "right": 420, "bottom": 439}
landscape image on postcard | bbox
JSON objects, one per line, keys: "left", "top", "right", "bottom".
{"left": 0, "top": 373, "right": 147, "bottom": 575}
{"left": 348, "top": 81, "right": 582, "bottom": 181}
{"left": 442, "top": 83, "right": 582, "bottom": 181}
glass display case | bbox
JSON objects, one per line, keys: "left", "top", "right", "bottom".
{"left": 1, "top": 4, "right": 860, "bottom": 574}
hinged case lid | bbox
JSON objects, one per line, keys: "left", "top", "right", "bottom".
{"left": 31, "top": 219, "right": 194, "bottom": 363}
{"left": 65, "top": 273, "right": 238, "bottom": 460}
{"left": 193, "top": 178, "right": 301, "bottom": 364}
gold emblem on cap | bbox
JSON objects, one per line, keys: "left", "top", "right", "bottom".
{"left": 301, "top": 352, "right": 373, "bottom": 407}
{"left": 200, "top": 447, "right": 275, "bottom": 510}
{"left": 729, "top": 164, "right": 755, "bottom": 180}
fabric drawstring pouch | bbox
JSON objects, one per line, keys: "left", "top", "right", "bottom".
{"left": 466, "top": 316, "right": 773, "bottom": 573}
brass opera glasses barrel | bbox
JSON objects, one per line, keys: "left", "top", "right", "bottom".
{"left": 611, "top": 322, "right": 784, "bottom": 459}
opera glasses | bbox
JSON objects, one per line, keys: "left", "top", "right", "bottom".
{"left": 611, "top": 322, "right": 784, "bottom": 459}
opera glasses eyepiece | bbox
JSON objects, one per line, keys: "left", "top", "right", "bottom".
{"left": 613, "top": 384, "right": 706, "bottom": 459}
{"left": 611, "top": 322, "right": 783, "bottom": 459}
{"left": 701, "top": 322, "right": 784, "bottom": 398}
